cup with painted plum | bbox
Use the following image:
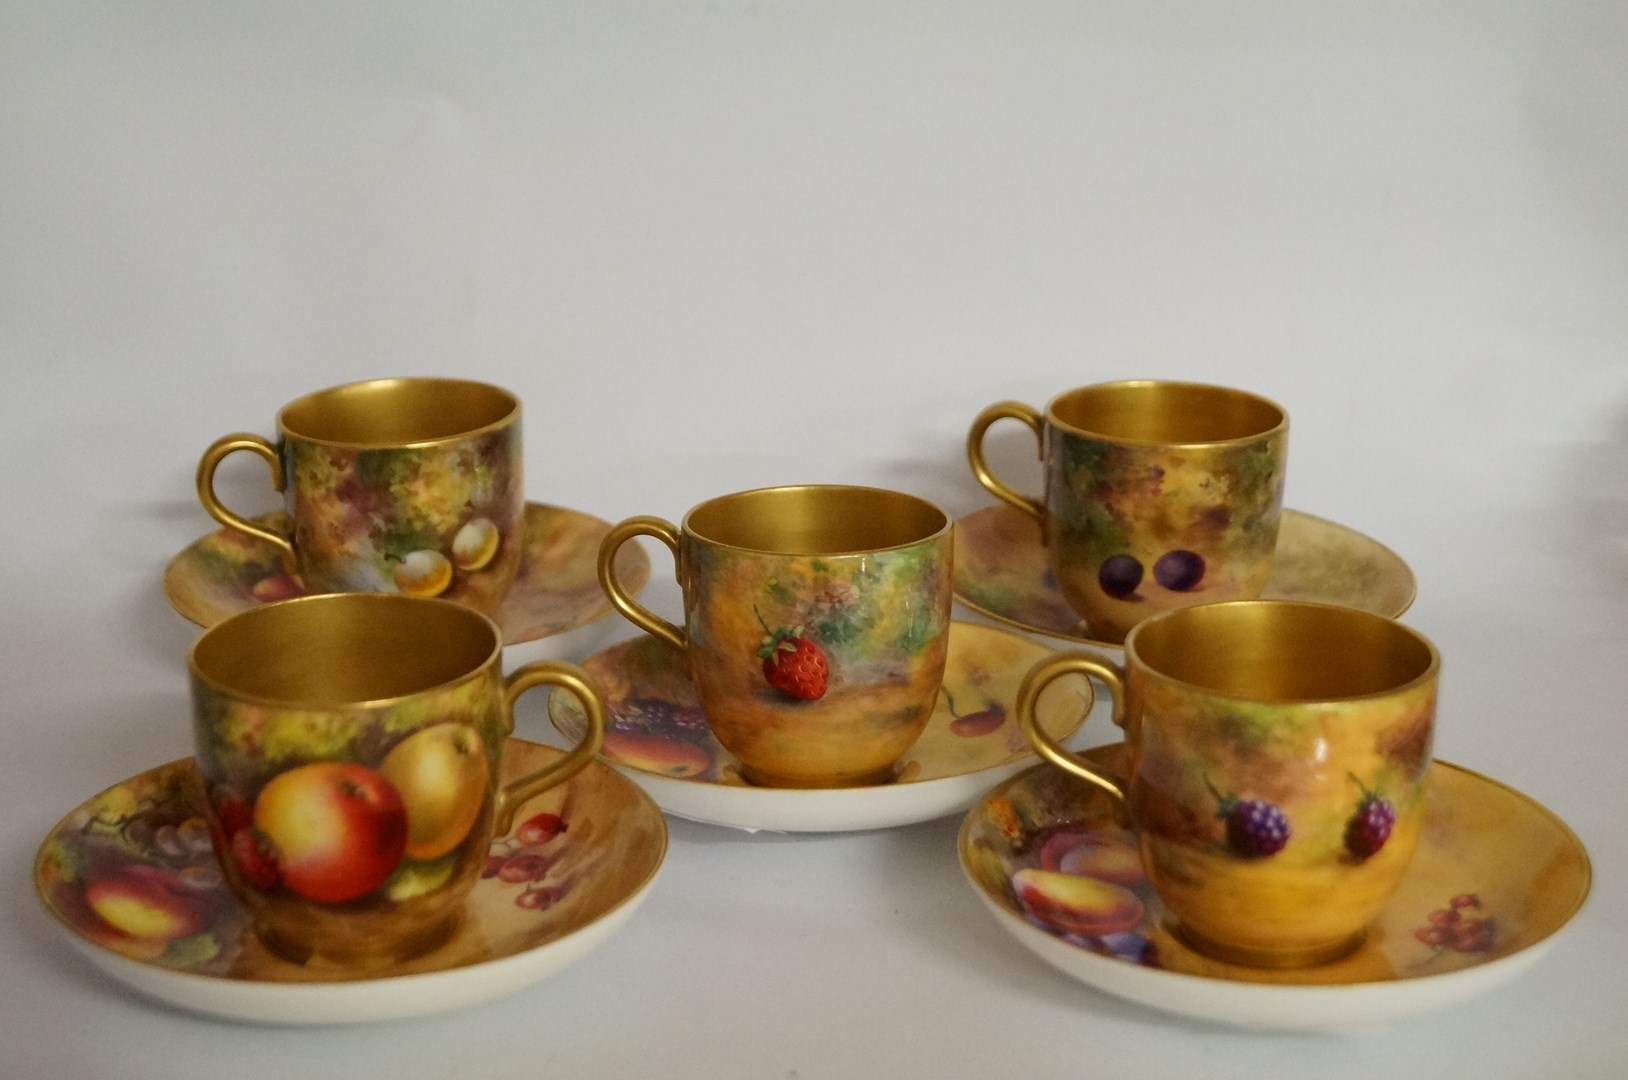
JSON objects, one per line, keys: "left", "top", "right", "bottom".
{"left": 968, "top": 380, "right": 1287, "bottom": 643}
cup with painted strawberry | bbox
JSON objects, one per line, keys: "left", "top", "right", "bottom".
{"left": 196, "top": 377, "right": 524, "bottom": 619}
{"left": 597, "top": 484, "right": 954, "bottom": 788}
{"left": 1013, "top": 600, "right": 1438, "bottom": 968}
{"left": 189, "top": 592, "right": 606, "bottom": 967}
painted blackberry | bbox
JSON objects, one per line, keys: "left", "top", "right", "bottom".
{"left": 1204, "top": 774, "right": 1290, "bottom": 857}
{"left": 1343, "top": 778, "right": 1397, "bottom": 859}
{"left": 1222, "top": 797, "right": 1291, "bottom": 857}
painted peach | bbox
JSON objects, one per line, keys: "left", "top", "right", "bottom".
{"left": 452, "top": 518, "right": 501, "bottom": 571}
{"left": 394, "top": 550, "right": 453, "bottom": 597}
{"left": 1012, "top": 868, "right": 1144, "bottom": 936}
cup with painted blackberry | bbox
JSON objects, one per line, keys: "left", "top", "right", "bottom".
{"left": 1014, "top": 600, "right": 1438, "bottom": 968}
{"left": 189, "top": 593, "right": 606, "bottom": 967}
{"left": 968, "top": 380, "right": 1287, "bottom": 643}
{"left": 196, "top": 377, "right": 524, "bottom": 619}
{"left": 597, "top": 484, "right": 953, "bottom": 788}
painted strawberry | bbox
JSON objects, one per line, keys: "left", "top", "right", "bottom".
{"left": 755, "top": 612, "right": 828, "bottom": 701}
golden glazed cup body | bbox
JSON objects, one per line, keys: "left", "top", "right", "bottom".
{"left": 969, "top": 380, "right": 1288, "bottom": 643}
{"left": 1016, "top": 600, "right": 1438, "bottom": 968}
{"left": 598, "top": 485, "right": 954, "bottom": 788}
{"left": 188, "top": 593, "right": 605, "bottom": 968}
{"left": 196, "top": 378, "right": 524, "bottom": 619}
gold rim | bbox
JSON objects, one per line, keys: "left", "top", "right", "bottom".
{"left": 1124, "top": 599, "right": 1439, "bottom": 705}
{"left": 1046, "top": 379, "right": 1288, "bottom": 448}
{"left": 275, "top": 377, "right": 520, "bottom": 449}
{"left": 187, "top": 593, "right": 502, "bottom": 709}
{"left": 680, "top": 483, "right": 952, "bottom": 557}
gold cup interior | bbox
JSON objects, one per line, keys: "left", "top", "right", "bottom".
{"left": 278, "top": 377, "right": 518, "bottom": 447}
{"left": 1128, "top": 600, "right": 1437, "bottom": 701}
{"left": 684, "top": 484, "right": 950, "bottom": 555}
{"left": 1050, "top": 381, "right": 1285, "bottom": 445}
{"left": 189, "top": 594, "right": 499, "bottom": 705}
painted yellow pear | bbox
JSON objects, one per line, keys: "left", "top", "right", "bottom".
{"left": 379, "top": 723, "right": 490, "bottom": 860}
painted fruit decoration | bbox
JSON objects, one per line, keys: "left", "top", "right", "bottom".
{"left": 393, "top": 550, "right": 454, "bottom": 598}
{"left": 1207, "top": 777, "right": 1291, "bottom": 858}
{"left": 1012, "top": 868, "right": 1144, "bottom": 937}
{"left": 83, "top": 865, "right": 210, "bottom": 942}
{"left": 942, "top": 689, "right": 1006, "bottom": 738}
{"left": 250, "top": 762, "right": 408, "bottom": 904}
{"left": 755, "top": 612, "right": 829, "bottom": 701}
{"left": 1344, "top": 776, "right": 1397, "bottom": 860}
{"left": 1097, "top": 554, "right": 1143, "bottom": 599}
{"left": 452, "top": 517, "right": 501, "bottom": 570}
{"left": 379, "top": 723, "right": 490, "bottom": 861}
{"left": 603, "top": 698, "right": 713, "bottom": 778}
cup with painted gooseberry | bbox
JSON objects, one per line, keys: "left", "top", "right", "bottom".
{"left": 196, "top": 377, "right": 523, "bottom": 619}
{"left": 968, "top": 380, "right": 1288, "bottom": 643}
{"left": 1014, "top": 599, "right": 1438, "bottom": 968}
{"left": 188, "top": 592, "right": 606, "bottom": 967}
{"left": 597, "top": 484, "right": 954, "bottom": 789}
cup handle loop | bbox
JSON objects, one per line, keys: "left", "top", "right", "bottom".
{"left": 196, "top": 433, "right": 299, "bottom": 578}
{"left": 492, "top": 661, "right": 608, "bottom": 836}
{"left": 1015, "top": 651, "right": 1132, "bottom": 811}
{"left": 597, "top": 516, "right": 688, "bottom": 654}
{"left": 966, "top": 401, "right": 1047, "bottom": 528}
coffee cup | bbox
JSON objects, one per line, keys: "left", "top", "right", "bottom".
{"left": 196, "top": 377, "right": 523, "bottom": 619}
{"left": 188, "top": 593, "right": 606, "bottom": 967}
{"left": 968, "top": 380, "right": 1288, "bottom": 642}
{"left": 1014, "top": 599, "right": 1438, "bottom": 968}
{"left": 597, "top": 484, "right": 954, "bottom": 788}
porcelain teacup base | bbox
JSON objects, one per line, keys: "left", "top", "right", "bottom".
{"left": 1169, "top": 919, "right": 1367, "bottom": 970}
{"left": 255, "top": 910, "right": 461, "bottom": 971}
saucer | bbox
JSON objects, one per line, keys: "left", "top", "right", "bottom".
{"left": 33, "top": 740, "right": 668, "bottom": 1025}
{"left": 953, "top": 505, "right": 1416, "bottom": 648}
{"left": 959, "top": 744, "right": 1591, "bottom": 1032}
{"left": 548, "top": 621, "right": 1094, "bottom": 833}
{"left": 163, "top": 502, "right": 651, "bottom": 646}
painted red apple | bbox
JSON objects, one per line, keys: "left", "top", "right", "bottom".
{"left": 603, "top": 731, "right": 712, "bottom": 777}
{"left": 252, "top": 762, "right": 408, "bottom": 903}
{"left": 1012, "top": 868, "right": 1144, "bottom": 936}
{"left": 251, "top": 573, "right": 306, "bottom": 603}
{"left": 84, "top": 865, "right": 207, "bottom": 941}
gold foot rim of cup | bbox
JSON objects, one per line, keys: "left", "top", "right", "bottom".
{"left": 1166, "top": 919, "right": 1367, "bottom": 970}
{"left": 737, "top": 762, "right": 902, "bottom": 789}
{"left": 254, "top": 912, "right": 461, "bottom": 970}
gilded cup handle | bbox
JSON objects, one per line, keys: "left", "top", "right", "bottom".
{"left": 597, "top": 516, "right": 688, "bottom": 654}
{"left": 196, "top": 433, "right": 299, "bottom": 579}
{"left": 492, "top": 661, "right": 608, "bottom": 835}
{"left": 1015, "top": 650, "right": 1131, "bottom": 811}
{"left": 966, "top": 401, "right": 1047, "bottom": 528}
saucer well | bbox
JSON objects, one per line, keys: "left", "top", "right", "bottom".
{"left": 959, "top": 744, "right": 1591, "bottom": 1033}
{"left": 164, "top": 502, "right": 651, "bottom": 646}
{"left": 953, "top": 505, "right": 1416, "bottom": 649}
{"left": 548, "top": 621, "right": 1093, "bottom": 833}
{"left": 33, "top": 740, "right": 667, "bottom": 1025}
